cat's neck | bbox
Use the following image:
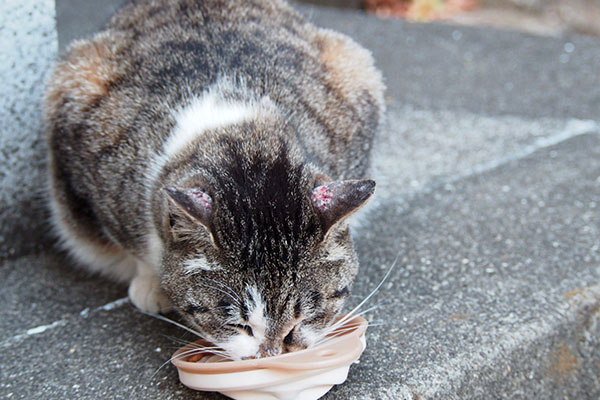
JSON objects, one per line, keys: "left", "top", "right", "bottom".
{"left": 149, "top": 85, "right": 318, "bottom": 246}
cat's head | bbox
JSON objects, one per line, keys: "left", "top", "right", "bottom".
{"left": 159, "top": 139, "right": 374, "bottom": 360}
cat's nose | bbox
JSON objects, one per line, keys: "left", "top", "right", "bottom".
{"left": 259, "top": 342, "right": 282, "bottom": 358}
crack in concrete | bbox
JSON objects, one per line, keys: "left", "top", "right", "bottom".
{"left": 1, "top": 297, "right": 129, "bottom": 349}
{"left": 429, "top": 119, "right": 599, "bottom": 190}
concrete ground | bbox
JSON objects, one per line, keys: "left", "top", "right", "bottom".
{"left": 1, "top": 0, "right": 599, "bottom": 399}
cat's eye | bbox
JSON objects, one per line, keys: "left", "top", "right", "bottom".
{"left": 229, "top": 324, "right": 254, "bottom": 336}
{"left": 283, "top": 327, "right": 295, "bottom": 345}
{"left": 328, "top": 286, "right": 349, "bottom": 299}
{"left": 185, "top": 304, "right": 210, "bottom": 315}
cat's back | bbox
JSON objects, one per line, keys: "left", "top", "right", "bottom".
{"left": 46, "top": 0, "right": 384, "bottom": 174}
{"left": 44, "top": 0, "right": 384, "bottom": 256}
{"left": 103, "top": 0, "right": 313, "bottom": 99}
{"left": 109, "top": 0, "right": 307, "bottom": 40}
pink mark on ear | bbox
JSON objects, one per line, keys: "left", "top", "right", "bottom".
{"left": 189, "top": 189, "right": 212, "bottom": 212}
{"left": 311, "top": 185, "right": 332, "bottom": 210}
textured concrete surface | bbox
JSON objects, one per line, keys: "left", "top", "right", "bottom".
{"left": 352, "top": 133, "right": 600, "bottom": 399}
{"left": 304, "top": 5, "right": 600, "bottom": 121}
{"left": 0, "top": 0, "right": 56, "bottom": 258}
{"left": 1, "top": 1, "right": 599, "bottom": 399}
{"left": 370, "top": 105, "right": 598, "bottom": 206}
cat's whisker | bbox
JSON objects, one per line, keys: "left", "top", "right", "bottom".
{"left": 319, "top": 320, "right": 365, "bottom": 337}
{"left": 350, "top": 304, "right": 381, "bottom": 318}
{"left": 171, "top": 347, "right": 208, "bottom": 360}
{"left": 315, "top": 317, "right": 392, "bottom": 348}
{"left": 144, "top": 312, "right": 203, "bottom": 338}
{"left": 172, "top": 342, "right": 225, "bottom": 352}
{"left": 351, "top": 304, "right": 381, "bottom": 318}
{"left": 160, "top": 335, "right": 233, "bottom": 358}
{"left": 326, "top": 255, "right": 400, "bottom": 333}
{"left": 315, "top": 320, "right": 389, "bottom": 347}
{"left": 197, "top": 282, "right": 241, "bottom": 306}
{"left": 313, "top": 324, "right": 360, "bottom": 347}
{"left": 174, "top": 346, "right": 232, "bottom": 362}
{"left": 213, "top": 305, "right": 234, "bottom": 310}
{"left": 325, "top": 326, "right": 360, "bottom": 337}
{"left": 196, "top": 347, "right": 235, "bottom": 359}
{"left": 151, "top": 359, "right": 178, "bottom": 381}
{"left": 151, "top": 319, "right": 237, "bottom": 361}
{"left": 184, "top": 344, "right": 221, "bottom": 349}
{"left": 314, "top": 329, "right": 355, "bottom": 347}
{"left": 325, "top": 319, "right": 363, "bottom": 331}
{"left": 151, "top": 346, "right": 230, "bottom": 381}
{"left": 150, "top": 347, "right": 202, "bottom": 380}
{"left": 203, "top": 277, "right": 242, "bottom": 304}
{"left": 320, "top": 302, "right": 382, "bottom": 341}
{"left": 326, "top": 322, "right": 362, "bottom": 335}
{"left": 183, "top": 349, "right": 231, "bottom": 359}
{"left": 312, "top": 255, "right": 400, "bottom": 347}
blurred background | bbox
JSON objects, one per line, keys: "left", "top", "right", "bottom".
{"left": 302, "top": 0, "right": 600, "bottom": 36}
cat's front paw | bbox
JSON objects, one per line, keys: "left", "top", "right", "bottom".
{"left": 128, "top": 273, "right": 172, "bottom": 314}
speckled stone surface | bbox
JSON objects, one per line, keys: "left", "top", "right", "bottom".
{"left": 0, "top": 0, "right": 57, "bottom": 258}
{"left": 346, "top": 133, "right": 600, "bottom": 399}
{"left": 370, "top": 106, "right": 598, "bottom": 207}
{"left": 1, "top": 1, "right": 599, "bottom": 399}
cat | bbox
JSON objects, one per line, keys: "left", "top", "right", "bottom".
{"left": 44, "top": 0, "right": 384, "bottom": 360}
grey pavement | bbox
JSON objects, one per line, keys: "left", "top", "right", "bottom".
{"left": 1, "top": 0, "right": 600, "bottom": 399}
{"left": 304, "top": 5, "right": 600, "bottom": 121}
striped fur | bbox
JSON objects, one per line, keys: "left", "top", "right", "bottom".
{"left": 44, "top": 0, "right": 384, "bottom": 359}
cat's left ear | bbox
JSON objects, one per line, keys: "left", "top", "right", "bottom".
{"left": 311, "top": 179, "right": 376, "bottom": 235}
{"left": 165, "top": 187, "right": 213, "bottom": 232}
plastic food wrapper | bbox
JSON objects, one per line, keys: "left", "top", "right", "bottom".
{"left": 171, "top": 314, "right": 368, "bottom": 400}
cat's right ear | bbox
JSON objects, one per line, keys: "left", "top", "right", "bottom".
{"left": 165, "top": 187, "right": 213, "bottom": 233}
{"left": 311, "top": 179, "right": 376, "bottom": 236}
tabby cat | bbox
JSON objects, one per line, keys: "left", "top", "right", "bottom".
{"left": 44, "top": 0, "right": 384, "bottom": 359}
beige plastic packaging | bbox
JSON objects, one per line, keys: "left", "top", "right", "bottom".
{"left": 172, "top": 315, "right": 368, "bottom": 400}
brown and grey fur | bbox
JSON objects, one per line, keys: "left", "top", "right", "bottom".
{"left": 44, "top": 0, "right": 384, "bottom": 359}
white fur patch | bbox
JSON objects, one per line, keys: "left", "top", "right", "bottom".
{"left": 245, "top": 285, "right": 267, "bottom": 340}
{"left": 221, "top": 333, "right": 260, "bottom": 360}
{"left": 165, "top": 91, "right": 256, "bottom": 157}
{"left": 183, "top": 255, "right": 218, "bottom": 274}
{"left": 128, "top": 265, "right": 172, "bottom": 313}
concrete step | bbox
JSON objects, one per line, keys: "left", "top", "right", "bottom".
{"left": 370, "top": 103, "right": 598, "bottom": 207}
{"left": 346, "top": 132, "right": 600, "bottom": 399}
{"left": 2, "top": 132, "right": 598, "bottom": 400}
{"left": 1, "top": 1, "right": 600, "bottom": 399}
